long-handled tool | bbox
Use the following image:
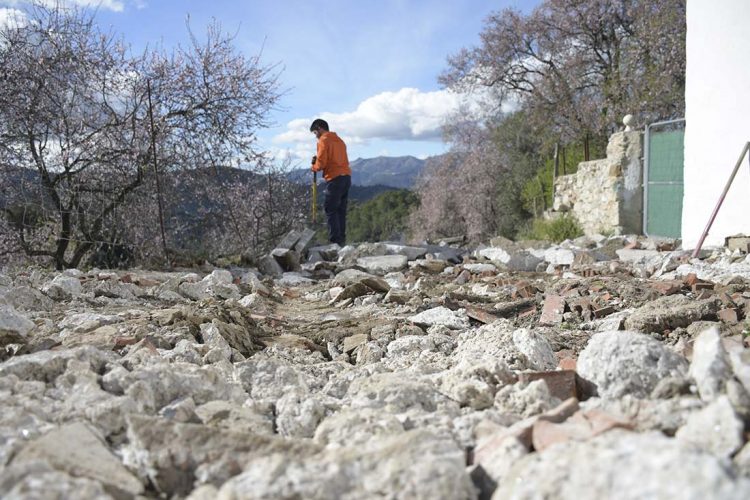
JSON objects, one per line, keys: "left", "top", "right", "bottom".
{"left": 692, "top": 142, "right": 750, "bottom": 257}
{"left": 311, "top": 170, "right": 318, "bottom": 224}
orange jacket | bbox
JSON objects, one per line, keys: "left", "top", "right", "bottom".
{"left": 312, "top": 131, "right": 351, "bottom": 181}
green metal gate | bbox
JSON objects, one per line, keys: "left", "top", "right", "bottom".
{"left": 644, "top": 119, "right": 685, "bottom": 238}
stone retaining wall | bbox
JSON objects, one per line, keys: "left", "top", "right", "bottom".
{"left": 552, "top": 131, "right": 642, "bottom": 236}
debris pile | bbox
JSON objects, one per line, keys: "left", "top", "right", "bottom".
{"left": 1, "top": 233, "right": 750, "bottom": 498}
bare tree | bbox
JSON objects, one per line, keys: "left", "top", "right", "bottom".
{"left": 0, "top": 2, "right": 281, "bottom": 269}
{"left": 441, "top": 0, "right": 686, "bottom": 141}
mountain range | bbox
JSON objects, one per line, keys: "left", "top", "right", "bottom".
{"left": 286, "top": 155, "right": 429, "bottom": 190}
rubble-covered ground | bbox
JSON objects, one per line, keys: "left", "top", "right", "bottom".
{"left": 2, "top": 233, "right": 750, "bottom": 499}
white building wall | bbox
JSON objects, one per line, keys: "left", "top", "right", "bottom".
{"left": 683, "top": 0, "right": 750, "bottom": 248}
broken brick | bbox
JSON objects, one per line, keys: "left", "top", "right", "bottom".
{"left": 558, "top": 357, "right": 577, "bottom": 371}
{"left": 465, "top": 305, "right": 500, "bottom": 324}
{"left": 684, "top": 273, "right": 699, "bottom": 286}
{"left": 717, "top": 308, "right": 739, "bottom": 324}
{"left": 716, "top": 291, "right": 737, "bottom": 307}
{"left": 656, "top": 241, "right": 676, "bottom": 251}
{"left": 137, "top": 278, "right": 160, "bottom": 287}
{"left": 580, "top": 268, "right": 600, "bottom": 278}
{"left": 531, "top": 409, "right": 633, "bottom": 452}
{"left": 517, "top": 307, "right": 537, "bottom": 319}
{"left": 113, "top": 336, "right": 139, "bottom": 348}
{"left": 593, "top": 306, "right": 616, "bottom": 318}
{"left": 513, "top": 281, "right": 537, "bottom": 299}
{"left": 691, "top": 282, "right": 714, "bottom": 293}
{"left": 573, "top": 252, "right": 596, "bottom": 266}
{"left": 539, "top": 295, "right": 566, "bottom": 326}
{"left": 651, "top": 280, "right": 682, "bottom": 296}
{"left": 624, "top": 240, "right": 640, "bottom": 250}
{"left": 518, "top": 370, "right": 577, "bottom": 401}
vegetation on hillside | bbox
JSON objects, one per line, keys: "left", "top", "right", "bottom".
{"left": 410, "top": 0, "right": 685, "bottom": 243}
{"left": 346, "top": 190, "right": 419, "bottom": 243}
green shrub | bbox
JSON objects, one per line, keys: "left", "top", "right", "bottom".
{"left": 518, "top": 215, "right": 583, "bottom": 243}
{"left": 346, "top": 189, "right": 419, "bottom": 243}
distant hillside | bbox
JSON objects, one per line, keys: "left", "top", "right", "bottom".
{"left": 287, "top": 155, "right": 429, "bottom": 189}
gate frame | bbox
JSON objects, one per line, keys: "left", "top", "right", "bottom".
{"left": 643, "top": 118, "right": 686, "bottom": 237}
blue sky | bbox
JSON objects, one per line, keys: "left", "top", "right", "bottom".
{"left": 1, "top": 0, "right": 538, "bottom": 167}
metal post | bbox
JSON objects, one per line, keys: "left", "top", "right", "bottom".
{"left": 692, "top": 142, "right": 750, "bottom": 258}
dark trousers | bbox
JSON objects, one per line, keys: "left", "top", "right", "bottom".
{"left": 324, "top": 175, "right": 351, "bottom": 246}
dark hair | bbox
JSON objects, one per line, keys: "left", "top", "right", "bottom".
{"left": 309, "top": 118, "right": 329, "bottom": 132}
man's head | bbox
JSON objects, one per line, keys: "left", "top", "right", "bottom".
{"left": 310, "top": 118, "right": 329, "bottom": 139}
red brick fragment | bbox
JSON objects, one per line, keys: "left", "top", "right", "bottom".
{"left": 539, "top": 295, "right": 566, "bottom": 325}
{"left": 684, "top": 273, "right": 699, "bottom": 286}
{"left": 593, "top": 306, "right": 616, "bottom": 318}
{"left": 718, "top": 308, "right": 739, "bottom": 324}
{"left": 656, "top": 241, "right": 676, "bottom": 251}
{"left": 558, "top": 357, "right": 577, "bottom": 371}
{"left": 518, "top": 370, "right": 577, "bottom": 401}
{"left": 531, "top": 409, "right": 633, "bottom": 452}
{"left": 113, "top": 336, "right": 139, "bottom": 348}
{"left": 624, "top": 240, "right": 640, "bottom": 250}
{"left": 651, "top": 280, "right": 682, "bottom": 296}
{"left": 692, "top": 282, "right": 714, "bottom": 293}
{"left": 465, "top": 305, "right": 499, "bottom": 324}
{"left": 514, "top": 282, "right": 536, "bottom": 299}
{"left": 518, "top": 307, "right": 537, "bottom": 319}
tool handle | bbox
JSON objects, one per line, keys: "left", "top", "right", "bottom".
{"left": 312, "top": 171, "right": 318, "bottom": 224}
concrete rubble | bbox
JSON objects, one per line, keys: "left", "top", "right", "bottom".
{"left": 1, "top": 232, "right": 750, "bottom": 498}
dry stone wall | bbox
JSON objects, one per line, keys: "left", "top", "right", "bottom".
{"left": 553, "top": 131, "right": 643, "bottom": 236}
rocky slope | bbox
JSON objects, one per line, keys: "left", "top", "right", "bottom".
{"left": 1, "top": 235, "right": 750, "bottom": 499}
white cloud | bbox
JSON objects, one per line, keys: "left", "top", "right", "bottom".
{"left": 275, "top": 87, "right": 463, "bottom": 145}
{"left": 273, "top": 86, "right": 515, "bottom": 157}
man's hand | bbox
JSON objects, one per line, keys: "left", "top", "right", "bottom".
{"left": 311, "top": 155, "right": 317, "bottom": 165}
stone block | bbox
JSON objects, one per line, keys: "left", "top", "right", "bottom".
{"left": 726, "top": 235, "right": 750, "bottom": 253}
{"left": 342, "top": 333, "right": 369, "bottom": 354}
{"left": 0, "top": 304, "right": 35, "bottom": 346}
{"left": 271, "top": 248, "right": 301, "bottom": 272}
{"left": 676, "top": 396, "right": 744, "bottom": 458}
{"left": 12, "top": 422, "right": 144, "bottom": 497}
{"left": 356, "top": 255, "right": 408, "bottom": 275}
{"left": 408, "top": 306, "right": 470, "bottom": 330}
{"left": 257, "top": 254, "right": 284, "bottom": 277}
{"left": 384, "top": 289, "right": 410, "bottom": 304}
{"left": 383, "top": 243, "right": 427, "bottom": 261}
{"left": 293, "top": 228, "right": 317, "bottom": 254}
{"left": 276, "top": 229, "right": 302, "bottom": 251}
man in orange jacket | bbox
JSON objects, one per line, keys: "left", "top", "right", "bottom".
{"left": 310, "top": 118, "right": 351, "bottom": 246}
